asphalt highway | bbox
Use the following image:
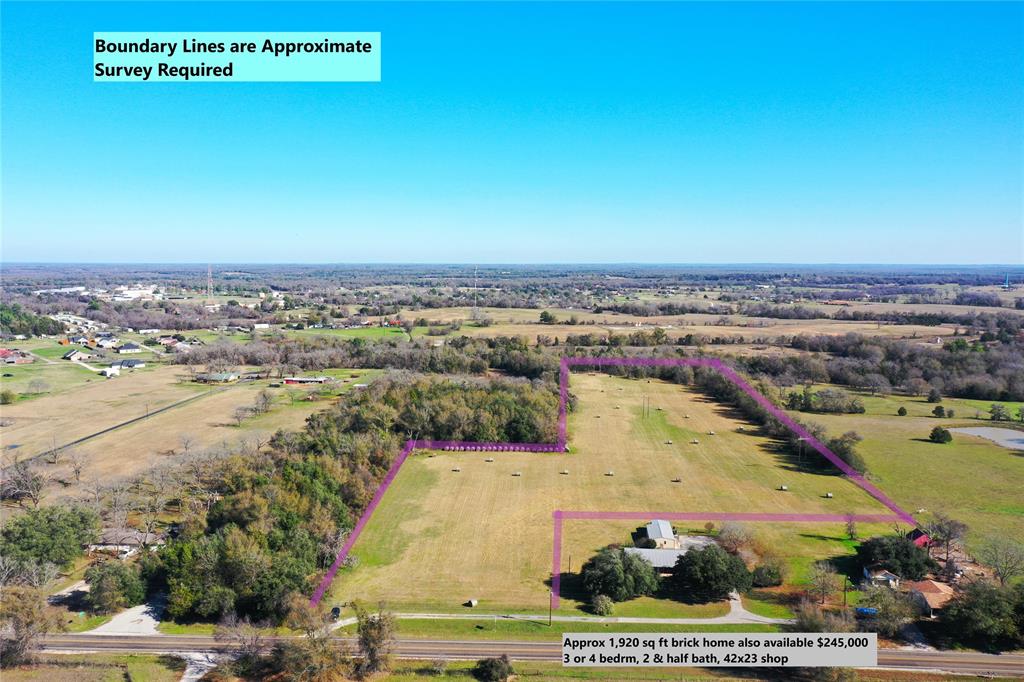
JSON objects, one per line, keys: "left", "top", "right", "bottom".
{"left": 40, "top": 634, "right": 1024, "bottom": 676}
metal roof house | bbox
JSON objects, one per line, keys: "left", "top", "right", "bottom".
{"left": 645, "top": 519, "right": 679, "bottom": 549}
{"left": 625, "top": 547, "right": 687, "bottom": 572}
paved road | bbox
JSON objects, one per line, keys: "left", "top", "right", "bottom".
{"left": 39, "top": 634, "right": 1024, "bottom": 676}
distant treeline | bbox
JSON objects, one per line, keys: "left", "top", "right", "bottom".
{"left": 741, "top": 334, "right": 1024, "bottom": 402}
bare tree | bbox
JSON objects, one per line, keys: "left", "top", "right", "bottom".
{"left": 844, "top": 513, "right": 858, "bottom": 541}
{"left": 926, "top": 512, "right": 968, "bottom": 563}
{"left": 233, "top": 406, "right": 252, "bottom": 426}
{"left": 214, "top": 612, "right": 268, "bottom": 663}
{"left": 253, "top": 390, "right": 274, "bottom": 415}
{"left": 179, "top": 433, "right": 196, "bottom": 457}
{"left": 809, "top": 561, "right": 838, "bottom": 605}
{"left": 134, "top": 473, "right": 172, "bottom": 540}
{"left": 46, "top": 435, "right": 62, "bottom": 465}
{"left": 0, "top": 555, "right": 18, "bottom": 586}
{"left": 978, "top": 539, "right": 1024, "bottom": 586}
{"left": 1, "top": 456, "right": 50, "bottom": 508}
{"left": 64, "top": 447, "right": 86, "bottom": 484}
{"left": 104, "top": 484, "right": 133, "bottom": 531}
{"left": 26, "top": 379, "right": 49, "bottom": 395}
{"left": 21, "top": 562, "right": 59, "bottom": 589}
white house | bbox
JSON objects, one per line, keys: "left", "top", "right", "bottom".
{"left": 115, "top": 342, "right": 143, "bottom": 354}
{"left": 138, "top": 328, "right": 161, "bottom": 335}
{"left": 253, "top": 323, "right": 270, "bottom": 330}
{"left": 864, "top": 565, "right": 901, "bottom": 589}
{"left": 100, "top": 367, "right": 120, "bottom": 377}
{"left": 88, "top": 528, "right": 165, "bottom": 557}
{"left": 95, "top": 338, "right": 119, "bottom": 349}
{"left": 645, "top": 519, "right": 680, "bottom": 549}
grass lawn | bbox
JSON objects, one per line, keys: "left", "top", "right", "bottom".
{"left": 63, "top": 613, "right": 113, "bottom": 632}
{"left": 0, "top": 358, "right": 98, "bottom": 398}
{"left": 786, "top": 387, "right": 1024, "bottom": 549}
{"left": 156, "top": 620, "right": 218, "bottom": 635}
{"left": 1, "top": 654, "right": 184, "bottom": 681}
{"left": 381, "top": 659, "right": 1019, "bottom": 681}
{"left": 337, "top": 618, "right": 781, "bottom": 642}
{"left": 329, "top": 374, "right": 894, "bottom": 616}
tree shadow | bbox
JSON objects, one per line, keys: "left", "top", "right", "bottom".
{"left": 157, "top": 655, "right": 187, "bottom": 672}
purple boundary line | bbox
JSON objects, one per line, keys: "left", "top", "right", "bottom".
{"left": 549, "top": 511, "right": 904, "bottom": 609}
{"left": 311, "top": 355, "right": 918, "bottom": 606}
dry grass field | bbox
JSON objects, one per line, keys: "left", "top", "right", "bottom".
{"left": 395, "top": 306, "right": 958, "bottom": 343}
{"left": 1, "top": 365, "right": 209, "bottom": 457}
{"left": 331, "top": 373, "right": 893, "bottom": 615}
{"left": 1, "top": 367, "right": 380, "bottom": 506}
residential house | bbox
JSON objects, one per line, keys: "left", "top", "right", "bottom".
{"left": 88, "top": 528, "right": 166, "bottom": 557}
{"left": 626, "top": 534, "right": 715, "bottom": 576}
{"left": 111, "top": 359, "right": 146, "bottom": 369}
{"left": 624, "top": 547, "right": 688, "bottom": 575}
{"left": 95, "top": 337, "right": 119, "bottom": 349}
{"left": 645, "top": 519, "right": 680, "bottom": 549}
{"left": 138, "top": 328, "right": 161, "bottom": 335}
{"left": 62, "top": 349, "right": 95, "bottom": 362}
{"left": 905, "top": 580, "right": 955, "bottom": 618}
{"left": 195, "top": 372, "right": 239, "bottom": 383}
{"left": 863, "top": 564, "right": 901, "bottom": 589}
{"left": 115, "top": 342, "right": 143, "bottom": 354}
{"left": 100, "top": 367, "right": 120, "bottom": 377}
{"left": 283, "top": 376, "right": 332, "bottom": 385}
{"left": 0, "top": 349, "right": 34, "bottom": 364}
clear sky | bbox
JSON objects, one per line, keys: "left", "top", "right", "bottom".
{"left": 2, "top": 1, "right": 1022, "bottom": 264}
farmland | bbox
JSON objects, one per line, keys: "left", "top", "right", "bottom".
{"left": 0, "top": 362, "right": 382, "bottom": 506}
{"left": 329, "top": 373, "right": 894, "bottom": 616}
{"left": 785, "top": 389, "right": 1024, "bottom": 549}
{"left": 396, "top": 306, "right": 964, "bottom": 343}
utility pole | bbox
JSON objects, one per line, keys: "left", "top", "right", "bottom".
{"left": 548, "top": 589, "right": 553, "bottom": 627}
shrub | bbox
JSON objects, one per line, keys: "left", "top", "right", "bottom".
{"left": 927, "top": 388, "right": 942, "bottom": 403}
{"left": 590, "top": 594, "right": 614, "bottom": 616}
{"left": 473, "top": 654, "right": 514, "bottom": 682}
{"left": 897, "top": 406, "right": 907, "bottom": 416}
{"left": 717, "top": 523, "right": 752, "bottom": 554}
{"left": 929, "top": 426, "right": 953, "bottom": 444}
{"left": 752, "top": 557, "right": 786, "bottom": 587}
{"left": 932, "top": 406, "right": 946, "bottom": 418}
{"left": 0, "top": 390, "right": 14, "bottom": 405}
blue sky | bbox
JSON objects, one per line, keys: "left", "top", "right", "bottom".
{"left": 2, "top": 1, "right": 1022, "bottom": 264}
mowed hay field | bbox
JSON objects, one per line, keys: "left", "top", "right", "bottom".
{"left": 791, "top": 391, "right": 1024, "bottom": 549}
{"left": 395, "top": 306, "right": 957, "bottom": 342}
{"left": 332, "top": 374, "right": 893, "bottom": 615}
